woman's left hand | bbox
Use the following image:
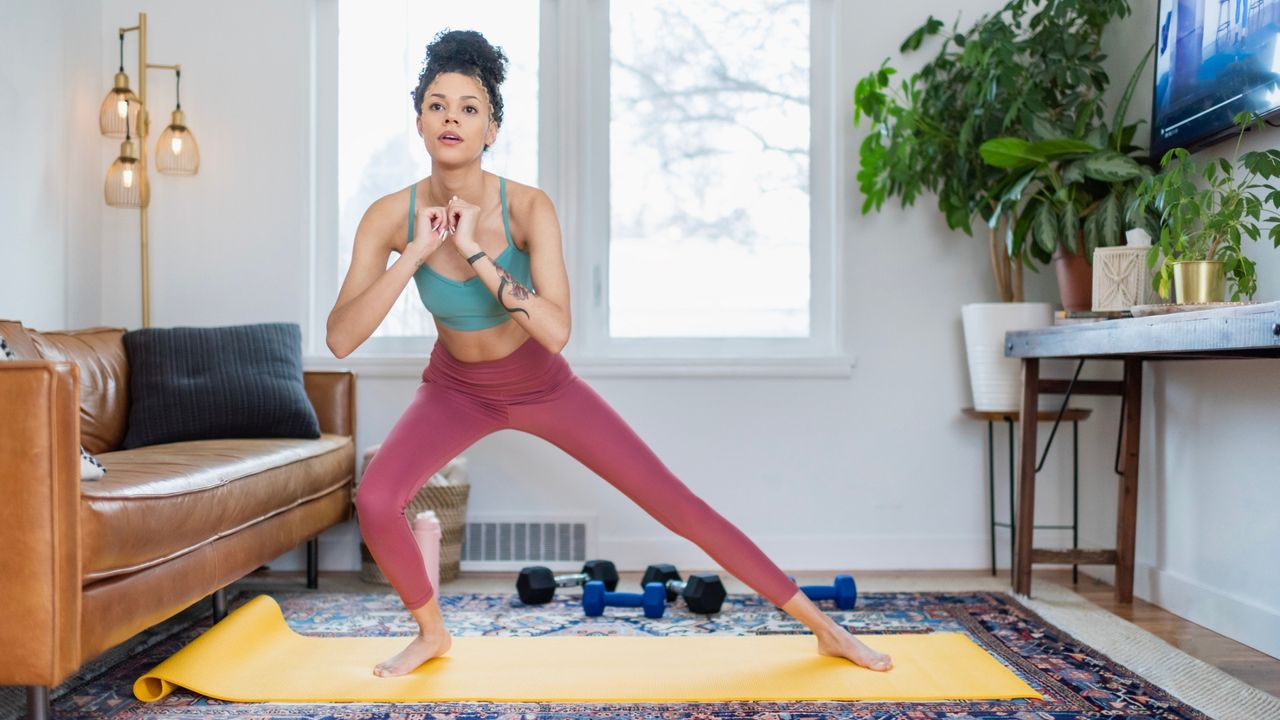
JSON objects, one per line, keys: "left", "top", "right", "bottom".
{"left": 445, "top": 195, "right": 482, "bottom": 257}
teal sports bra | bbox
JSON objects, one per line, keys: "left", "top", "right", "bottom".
{"left": 407, "top": 176, "right": 534, "bottom": 331}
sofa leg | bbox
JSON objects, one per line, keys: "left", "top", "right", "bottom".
{"left": 212, "top": 588, "right": 227, "bottom": 622}
{"left": 306, "top": 538, "right": 319, "bottom": 589}
{"left": 25, "top": 685, "right": 50, "bottom": 720}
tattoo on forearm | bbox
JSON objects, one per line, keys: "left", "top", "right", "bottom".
{"left": 491, "top": 260, "right": 533, "bottom": 318}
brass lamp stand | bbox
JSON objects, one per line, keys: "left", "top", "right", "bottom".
{"left": 99, "top": 12, "right": 200, "bottom": 328}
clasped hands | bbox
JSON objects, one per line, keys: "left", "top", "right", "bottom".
{"left": 412, "top": 194, "right": 483, "bottom": 262}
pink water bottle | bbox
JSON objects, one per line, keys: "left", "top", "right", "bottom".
{"left": 412, "top": 510, "right": 442, "bottom": 596}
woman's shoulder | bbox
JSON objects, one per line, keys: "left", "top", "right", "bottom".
{"left": 356, "top": 182, "right": 415, "bottom": 251}
{"left": 367, "top": 181, "right": 416, "bottom": 220}
{"left": 499, "top": 175, "right": 552, "bottom": 218}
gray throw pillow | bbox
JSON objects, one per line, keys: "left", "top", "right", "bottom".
{"left": 121, "top": 323, "right": 321, "bottom": 449}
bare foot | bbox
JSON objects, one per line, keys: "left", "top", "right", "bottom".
{"left": 372, "top": 628, "right": 453, "bottom": 677}
{"left": 817, "top": 628, "right": 893, "bottom": 671}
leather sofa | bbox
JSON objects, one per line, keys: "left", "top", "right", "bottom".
{"left": 0, "top": 320, "right": 356, "bottom": 719}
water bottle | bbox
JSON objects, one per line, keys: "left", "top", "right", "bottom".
{"left": 412, "top": 510, "right": 442, "bottom": 596}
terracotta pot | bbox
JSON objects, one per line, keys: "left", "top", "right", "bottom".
{"left": 1053, "top": 240, "right": 1093, "bottom": 313}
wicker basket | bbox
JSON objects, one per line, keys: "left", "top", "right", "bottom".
{"left": 358, "top": 447, "right": 470, "bottom": 587}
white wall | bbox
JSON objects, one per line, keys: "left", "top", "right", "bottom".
{"left": 1093, "top": 2, "right": 1280, "bottom": 659}
{"left": 0, "top": 0, "right": 101, "bottom": 328}
{"left": 2, "top": 0, "right": 1275, "bottom": 660}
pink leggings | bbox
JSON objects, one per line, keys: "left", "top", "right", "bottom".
{"left": 354, "top": 335, "right": 800, "bottom": 611}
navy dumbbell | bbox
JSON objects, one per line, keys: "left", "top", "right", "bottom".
{"left": 582, "top": 580, "right": 667, "bottom": 618}
{"left": 786, "top": 574, "right": 857, "bottom": 609}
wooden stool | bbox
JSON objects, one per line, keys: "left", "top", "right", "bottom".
{"left": 962, "top": 407, "right": 1093, "bottom": 582}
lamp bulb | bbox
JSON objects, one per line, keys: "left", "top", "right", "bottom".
{"left": 122, "top": 168, "right": 134, "bottom": 189}
{"left": 117, "top": 99, "right": 129, "bottom": 119}
{"left": 171, "top": 136, "right": 183, "bottom": 155}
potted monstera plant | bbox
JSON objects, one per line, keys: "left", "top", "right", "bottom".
{"left": 853, "top": 0, "right": 1137, "bottom": 411}
{"left": 1134, "top": 111, "right": 1280, "bottom": 304}
{"left": 977, "top": 44, "right": 1160, "bottom": 312}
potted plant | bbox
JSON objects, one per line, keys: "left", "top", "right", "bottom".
{"left": 853, "top": 0, "right": 1136, "bottom": 410}
{"left": 1133, "top": 111, "right": 1280, "bottom": 304}
{"left": 977, "top": 44, "right": 1161, "bottom": 312}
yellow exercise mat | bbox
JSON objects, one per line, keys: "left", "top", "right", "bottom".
{"left": 135, "top": 594, "right": 1041, "bottom": 703}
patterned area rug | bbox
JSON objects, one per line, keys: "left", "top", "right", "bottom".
{"left": 28, "top": 588, "right": 1220, "bottom": 719}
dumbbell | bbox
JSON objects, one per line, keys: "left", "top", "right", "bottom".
{"left": 640, "top": 563, "right": 727, "bottom": 614}
{"left": 516, "top": 560, "right": 619, "bottom": 605}
{"left": 786, "top": 574, "right": 857, "bottom": 609}
{"left": 582, "top": 579, "right": 667, "bottom": 618}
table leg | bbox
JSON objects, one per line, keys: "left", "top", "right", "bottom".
{"left": 1116, "top": 358, "right": 1143, "bottom": 603}
{"left": 1014, "top": 358, "right": 1040, "bottom": 596}
{"left": 988, "top": 421, "right": 996, "bottom": 576}
{"left": 1007, "top": 418, "right": 1015, "bottom": 577}
{"left": 1073, "top": 419, "right": 1080, "bottom": 585}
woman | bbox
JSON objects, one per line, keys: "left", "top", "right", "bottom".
{"left": 327, "top": 29, "right": 892, "bottom": 678}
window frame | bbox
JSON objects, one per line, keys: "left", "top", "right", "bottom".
{"left": 309, "top": 0, "right": 851, "bottom": 376}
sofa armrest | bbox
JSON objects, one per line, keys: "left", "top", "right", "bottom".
{"left": 0, "top": 361, "right": 83, "bottom": 686}
{"left": 304, "top": 370, "right": 356, "bottom": 438}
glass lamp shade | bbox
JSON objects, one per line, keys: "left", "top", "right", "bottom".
{"left": 105, "top": 140, "right": 150, "bottom": 208}
{"left": 155, "top": 110, "right": 199, "bottom": 175}
{"left": 99, "top": 72, "right": 141, "bottom": 138}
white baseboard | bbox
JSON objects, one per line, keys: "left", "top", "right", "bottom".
{"left": 278, "top": 532, "right": 995, "bottom": 574}
{"left": 1084, "top": 563, "right": 1280, "bottom": 660}
{"left": 591, "top": 534, "right": 993, "bottom": 571}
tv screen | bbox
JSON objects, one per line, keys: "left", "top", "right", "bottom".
{"left": 1152, "top": 0, "right": 1280, "bottom": 159}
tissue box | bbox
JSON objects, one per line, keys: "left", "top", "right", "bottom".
{"left": 1092, "top": 246, "right": 1158, "bottom": 311}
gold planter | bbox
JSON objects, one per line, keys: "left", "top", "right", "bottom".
{"left": 1172, "top": 261, "right": 1226, "bottom": 304}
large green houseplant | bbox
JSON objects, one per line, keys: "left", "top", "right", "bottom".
{"left": 976, "top": 43, "right": 1160, "bottom": 311}
{"left": 854, "top": 0, "right": 1135, "bottom": 303}
{"left": 1133, "top": 111, "right": 1280, "bottom": 303}
{"left": 852, "top": 0, "right": 1136, "bottom": 411}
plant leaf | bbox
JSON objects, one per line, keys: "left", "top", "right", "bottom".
{"left": 1035, "top": 201, "right": 1059, "bottom": 254}
{"left": 1098, "top": 192, "right": 1122, "bottom": 247}
{"left": 1026, "top": 138, "right": 1098, "bottom": 160}
{"left": 1079, "top": 151, "right": 1144, "bottom": 181}
{"left": 980, "top": 138, "right": 1042, "bottom": 168}
{"left": 1061, "top": 200, "right": 1080, "bottom": 253}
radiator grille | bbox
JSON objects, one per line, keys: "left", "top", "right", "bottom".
{"left": 459, "top": 516, "right": 594, "bottom": 571}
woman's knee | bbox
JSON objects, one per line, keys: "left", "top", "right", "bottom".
{"left": 353, "top": 476, "right": 399, "bottom": 523}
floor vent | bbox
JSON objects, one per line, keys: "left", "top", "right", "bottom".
{"left": 459, "top": 515, "right": 596, "bottom": 572}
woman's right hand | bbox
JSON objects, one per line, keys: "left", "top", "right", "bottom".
{"left": 404, "top": 206, "right": 451, "bottom": 268}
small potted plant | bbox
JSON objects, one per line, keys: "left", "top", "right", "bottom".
{"left": 1133, "top": 111, "right": 1280, "bottom": 303}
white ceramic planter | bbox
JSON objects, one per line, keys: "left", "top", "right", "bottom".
{"left": 961, "top": 302, "right": 1054, "bottom": 412}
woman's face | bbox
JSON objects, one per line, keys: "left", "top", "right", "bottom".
{"left": 416, "top": 72, "right": 498, "bottom": 161}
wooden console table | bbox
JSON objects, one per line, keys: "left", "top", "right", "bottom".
{"left": 1004, "top": 301, "right": 1280, "bottom": 602}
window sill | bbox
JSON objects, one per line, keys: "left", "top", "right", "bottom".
{"left": 303, "top": 353, "right": 857, "bottom": 379}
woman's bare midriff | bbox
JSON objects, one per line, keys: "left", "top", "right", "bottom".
{"left": 434, "top": 319, "right": 531, "bottom": 362}
{"left": 389, "top": 173, "right": 535, "bottom": 363}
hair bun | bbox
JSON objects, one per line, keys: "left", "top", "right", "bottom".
{"left": 412, "top": 29, "right": 509, "bottom": 135}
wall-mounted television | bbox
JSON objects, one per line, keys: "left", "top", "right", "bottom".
{"left": 1152, "top": 0, "right": 1280, "bottom": 159}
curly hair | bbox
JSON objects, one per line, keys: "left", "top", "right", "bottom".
{"left": 411, "top": 29, "right": 508, "bottom": 150}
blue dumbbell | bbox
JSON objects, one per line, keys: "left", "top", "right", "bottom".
{"left": 786, "top": 574, "right": 857, "bottom": 609}
{"left": 582, "top": 580, "right": 667, "bottom": 618}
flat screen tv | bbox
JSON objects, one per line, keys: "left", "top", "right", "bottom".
{"left": 1152, "top": 0, "right": 1280, "bottom": 160}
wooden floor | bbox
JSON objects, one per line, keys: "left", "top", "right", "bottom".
{"left": 1032, "top": 568, "right": 1279, "bottom": 696}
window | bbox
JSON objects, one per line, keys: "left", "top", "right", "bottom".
{"left": 322, "top": 0, "right": 840, "bottom": 363}
{"left": 610, "top": 0, "right": 810, "bottom": 338}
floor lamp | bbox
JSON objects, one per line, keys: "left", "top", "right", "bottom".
{"left": 100, "top": 11, "right": 200, "bottom": 328}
